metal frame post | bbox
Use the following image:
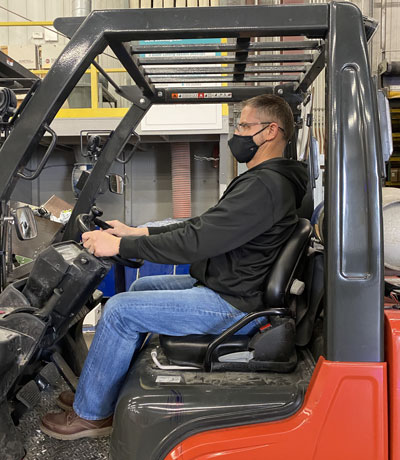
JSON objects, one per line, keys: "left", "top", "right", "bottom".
{"left": 325, "top": 2, "right": 383, "bottom": 362}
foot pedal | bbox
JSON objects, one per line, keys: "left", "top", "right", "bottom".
{"left": 16, "top": 380, "right": 41, "bottom": 409}
{"left": 51, "top": 352, "right": 79, "bottom": 391}
{"left": 36, "top": 362, "right": 60, "bottom": 389}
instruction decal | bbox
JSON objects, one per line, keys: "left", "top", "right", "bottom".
{"left": 171, "top": 92, "right": 232, "bottom": 99}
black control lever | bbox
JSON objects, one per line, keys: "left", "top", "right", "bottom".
{"left": 92, "top": 209, "right": 112, "bottom": 231}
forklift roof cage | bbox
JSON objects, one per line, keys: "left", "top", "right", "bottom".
{"left": 0, "top": 2, "right": 383, "bottom": 363}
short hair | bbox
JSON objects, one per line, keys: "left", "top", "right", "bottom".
{"left": 243, "top": 94, "right": 294, "bottom": 141}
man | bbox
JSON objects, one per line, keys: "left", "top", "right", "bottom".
{"left": 40, "top": 94, "right": 308, "bottom": 440}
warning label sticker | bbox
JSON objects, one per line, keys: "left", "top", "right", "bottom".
{"left": 171, "top": 92, "right": 232, "bottom": 99}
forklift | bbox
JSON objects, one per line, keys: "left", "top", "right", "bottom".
{"left": 0, "top": 3, "right": 394, "bottom": 459}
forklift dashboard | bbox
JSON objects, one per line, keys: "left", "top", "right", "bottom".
{"left": 53, "top": 241, "right": 87, "bottom": 263}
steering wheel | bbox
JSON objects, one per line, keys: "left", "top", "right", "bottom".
{"left": 77, "top": 206, "right": 144, "bottom": 269}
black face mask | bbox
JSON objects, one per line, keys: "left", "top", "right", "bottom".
{"left": 228, "top": 126, "right": 269, "bottom": 163}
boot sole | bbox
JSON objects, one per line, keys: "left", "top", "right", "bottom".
{"left": 39, "top": 422, "right": 112, "bottom": 440}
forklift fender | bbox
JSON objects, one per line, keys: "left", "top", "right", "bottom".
{"left": 165, "top": 358, "right": 387, "bottom": 460}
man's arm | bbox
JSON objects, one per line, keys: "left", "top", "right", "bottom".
{"left": 119, "top": 178, "right": 277, "bottom": 264}
{"left": 105, "top": 219, "right": 192, "bottom": 237}
{"left": 82, "top": 217, "right": 198, "bottom": 258}
{"left": 105, "top": 220, "right": 149, "bottom": 237}
{"left": 148, "top": 220, "right": 190, "bottom": 235}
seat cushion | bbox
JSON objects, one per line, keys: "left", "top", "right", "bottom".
{"left": 159, "top": 334, "right": 250, "bottom": 367}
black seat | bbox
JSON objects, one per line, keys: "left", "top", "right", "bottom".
{"left": 159, "top": 218, "right": 313, "bottom": 372}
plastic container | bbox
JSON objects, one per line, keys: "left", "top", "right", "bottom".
{"left": 382, "top": 187, "right": 400, "bottom": 271}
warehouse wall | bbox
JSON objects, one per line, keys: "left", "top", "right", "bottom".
{"left": 126, "top": 142, "right": 219, "bottom": 226}
{"left": 377, "top": 0, "right": 400, "bottom": 64}
{"left": 0, "top": 0, "right": 398, "bottom": 61}
{"left": 10, "top": 141, "right": 220, "bottom": 225}
{"left": 306, "top": 0, "right": 399, "bottom": 158}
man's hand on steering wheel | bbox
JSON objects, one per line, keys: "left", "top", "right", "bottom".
{"left": 77, "top": 207, "right": 144, "bottom": 268}
{"left": 82, "top": 230, "right": 121, "bottom": 257}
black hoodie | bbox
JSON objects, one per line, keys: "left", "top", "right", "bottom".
{"left": 120, "top": 157, "right": 308, "bottom": 313}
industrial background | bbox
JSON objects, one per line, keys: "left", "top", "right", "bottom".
{"left": 0, "top": 0, "right": 397, "bottom": 229}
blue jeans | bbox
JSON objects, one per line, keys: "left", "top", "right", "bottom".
{"left": 73, "top": 275, "right": 261, "bottom": 420}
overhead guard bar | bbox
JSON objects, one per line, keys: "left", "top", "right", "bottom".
{"left": 143, "top": 65, "right": 309, "bottom": 75}
{"left": 137, "top": 54, "right": 315, "bottom": 66}
{"left": 150, "top": 75, "right": 301, "bottom": 84}
{"left": 130, "top": 40, "right": 322, "bottom": 54}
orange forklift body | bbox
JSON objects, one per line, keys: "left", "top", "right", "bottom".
{"left": 165, "top": 358, "right": 388, "bottom": 460}
{"left": 385, "top": 308, "right": 400, "bottom": 460}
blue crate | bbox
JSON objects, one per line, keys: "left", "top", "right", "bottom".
{"left": 124, "top": 266, "right": 139, "bottom": 292}
{"left": 98, "top": 265, "right": 116, "bottom": 298}
{"left": 139, "top": 261, "right": 174, "bottom": 277}
{"left": 125, "top": 261, "right": 174, "bottom": 291}
{"left": 175, "top": 264, "right": 190, "bottom": 275}
{"left": 100, "top": 262, "right": 191, "bottom": 296}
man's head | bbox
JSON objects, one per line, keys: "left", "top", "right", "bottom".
{"left": 229, "top": 94, "right": 295, "bottom": 168}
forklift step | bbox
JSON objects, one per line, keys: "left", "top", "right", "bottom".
{"left": 15, "top": 380, "right": 40, "bottom": 409}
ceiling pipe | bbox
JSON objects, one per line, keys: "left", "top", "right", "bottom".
{"left": 72, "top": 0, "right": 92, "bottom": 17}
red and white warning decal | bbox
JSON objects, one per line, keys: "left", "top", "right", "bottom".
{"left": 171, "top": 92, "right": 232, "bottom": 99}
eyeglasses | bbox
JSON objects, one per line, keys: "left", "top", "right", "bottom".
{"left": 234, "top": 121, "right": 285, "bottom": 135}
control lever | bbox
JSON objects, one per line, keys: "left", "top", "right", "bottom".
{"left": 91, "top": 207, "right": 113, "bottom": 231}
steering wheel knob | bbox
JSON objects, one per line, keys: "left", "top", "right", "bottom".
{"left": 90, "top": 206, "right": 103, "bottom": 218}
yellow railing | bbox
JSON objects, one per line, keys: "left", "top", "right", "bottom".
{"left": 33, "top": 66, "right": 130, "bottom": 118}
{"left": 0, "top": 22, "right": 54, "bottom": 26}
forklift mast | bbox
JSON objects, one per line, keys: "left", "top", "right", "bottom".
{"left": 0, "top": 2, "right": 382, "bottom": 366}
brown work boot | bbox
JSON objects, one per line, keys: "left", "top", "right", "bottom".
{"left": 40, "top": 409, "right": 113, "bottom": 440}
{"left": 56, "top": 390, "right": 75, "bottom": 411}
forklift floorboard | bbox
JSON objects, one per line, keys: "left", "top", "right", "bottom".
{"left": 16, "top": 378, "right": 109, "bottom": 460}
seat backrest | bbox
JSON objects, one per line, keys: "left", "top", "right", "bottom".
{"left": 263, "top": 218, "right": 312, "bottom": 308}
